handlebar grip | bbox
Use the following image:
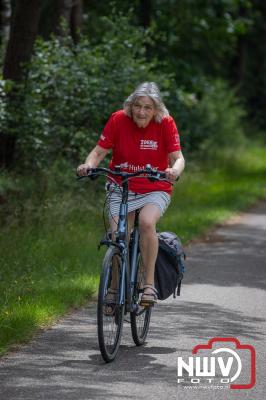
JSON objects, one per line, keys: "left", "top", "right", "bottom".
{"left": 148, "top": 171, "right": 166, "bottom": 182}
{"left": 87, "top": 170, "right": 99, "bottom": 180}
{"left": 85, "top": 167, "right": 97, "bottom": 180}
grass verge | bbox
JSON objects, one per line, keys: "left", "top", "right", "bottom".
{"left": 0, "top": 144, "right": 266, "bottom": 355}
{"left": 160, "top": 145, "right": 266, "bottom": 239}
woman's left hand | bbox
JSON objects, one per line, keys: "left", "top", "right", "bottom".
{"left": 165, "top": 168, "right": 179, "bottom": 182}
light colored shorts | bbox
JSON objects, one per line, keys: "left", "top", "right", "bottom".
{"left": 106, "top": 184, "right": 171, "bottom": 218}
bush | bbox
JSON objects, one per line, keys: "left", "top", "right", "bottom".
{"left": 197, "top": 80, "right": 245, "bottom": 151}
{"left": 0, "top": 78, "right": 8, "bottom": 130}
{"left": 171, "top": 79, "right": 246, "bottom": 155}
{"left": 1, "top": 13, "right": 246, "bottom": 170}
{"left": 9, "top": 13, "right": 160, "bottom": 169}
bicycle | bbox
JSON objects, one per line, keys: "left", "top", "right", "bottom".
{"left": 78, "top": 164, "right": 169, "bottom": 362}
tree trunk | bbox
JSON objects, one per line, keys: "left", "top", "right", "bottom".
{"left": 139, "top": 0, "right": 152, "bottom": 28}
{"left": 70, "top": 0, "right": 83, "bottom": 43}
{"left": 235, "top": 38, "right": 246, "bottom": 88}
{"left": 233, "top": 5, "right": 247, "bottom": 89}
{"left": 3, "top": 0, "right": 42, "bottom": 81}
{"left": 56, "top": 0, "right": 83, "bottom": 43}
{"left": 0, "top": 0, "right": 12, "bottom": 43}
{"left": 139, "top": 0, "right": 152, "bottom": 58}
{"left": 1, "top": 0, "right": 42, "bottom": 168}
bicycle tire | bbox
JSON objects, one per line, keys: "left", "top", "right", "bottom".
{"left": 130, "top": 252, "right": 152, "bottom": 346}
{"left": 97, "top": 246, "right": 125, "bottom": 362}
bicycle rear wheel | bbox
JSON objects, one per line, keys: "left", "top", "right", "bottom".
{"left": 97, "top": 246, "right": 125, "bottom": 362}
{"left": 130, "top": 253, "right": 152, "bottom": 346}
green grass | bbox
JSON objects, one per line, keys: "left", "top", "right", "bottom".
{"left": 0, "top": 187, "right": 106, "bottom": 355}
{"left": 0, "top": 145, "right": 266, "bottom": 355}
{"left": 160, "top": 146, "right": 266, "bottom": 240}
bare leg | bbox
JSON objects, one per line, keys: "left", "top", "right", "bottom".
{"left": 139, "top": 204, "right": 161, "bottom": 300}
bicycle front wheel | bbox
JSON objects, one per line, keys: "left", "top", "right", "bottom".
{"left": 97, "top": 246, "right": 125, "bottom": 362}
{"left": 130, "top": 253, "right": 152, "bottom": 346}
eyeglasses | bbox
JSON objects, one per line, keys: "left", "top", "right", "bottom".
{"left": 133, "top": 103, "right": 154, "bottom": 112}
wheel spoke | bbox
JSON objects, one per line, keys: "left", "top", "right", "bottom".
{"left": 97, "top": 247, "right": 124, "bottom": 362}
{"left": 130, "top": 254, "right": 151, "bottom": 345}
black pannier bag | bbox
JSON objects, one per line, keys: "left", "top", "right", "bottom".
{"left": 154, "top": 232, "right": 186, "bottom": 300}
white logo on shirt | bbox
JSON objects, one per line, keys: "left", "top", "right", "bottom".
{"left": 120, "top": 163, "right": 159, "bottom": 172}
{"left": 140, "top": 140, "right": 158, "bottom": 150}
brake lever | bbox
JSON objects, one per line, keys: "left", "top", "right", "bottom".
{"left": 149, "top": 178, "right": 174, "bottom": 185}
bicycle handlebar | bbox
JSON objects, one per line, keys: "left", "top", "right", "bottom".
{"left": 77, "top": 164, "right": 170, "bottom": 182}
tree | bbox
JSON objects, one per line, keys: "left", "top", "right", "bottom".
{"left": 57, "top": 0, "right": 83, "bottom": 43}
{"left": 1, "top": 0, "right": 42, "bottom": 167}
{"left": 139, "top": 0, "right": 152, "bottom": 28}
{"left": 3, "top": 0, "right": 42, "bottom": 81}
{"left": 238, "top": 1, "right": 266, "bottom": 128}
{"left": 0, "top": 0, "right": 12, "bottom": 44}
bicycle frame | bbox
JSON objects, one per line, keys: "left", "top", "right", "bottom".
{"left": 78, "top": 164, "right": 171, "bottom": 361}
{"left": 78, "top": 165, "right": 169, "bottom": 312}
{"left": 109, "top": 177, "right": 140, "bottom": 313}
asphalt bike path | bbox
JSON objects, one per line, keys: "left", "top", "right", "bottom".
{"left": 0, "top": 199, "right": 266, "bottom": 400}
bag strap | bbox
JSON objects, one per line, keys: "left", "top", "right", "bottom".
{"left": 143, "top": 284, "right": 159, "bottom": 295}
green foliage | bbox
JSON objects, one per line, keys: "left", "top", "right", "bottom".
{"left": 143, "top": 0, "right": 252, "bottom": 84}
{"left": 0, "top": 11, "right": 247, "bottom": 169}
{"left": 164, "top": 79, "right": 246, "bottom": 154}
{"left": 239, "top": 1, "right": 266, "bottom": 128}
{"left": 186, "top": 80, "right": 245, "bottom": 153}
{"left": 160, "top": 145, "right": 266, "bottom": 241}
{"left": 0, "top": 82, "right": 5, "bottom": 127}
{"left": 0, "top": 78, "right": 10, "bottom": 130}
{"left": 197, "top": 80, "right": 245, "bottom": 151}
{"left": 10, "top": 13, "right": 157, "bottom": 168}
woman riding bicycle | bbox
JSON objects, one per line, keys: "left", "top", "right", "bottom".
{"left": 77, "top": 82, "right": 185, "bottom": 306}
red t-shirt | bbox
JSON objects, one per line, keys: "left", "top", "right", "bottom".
{"left": 97, "top": 110, "right": 181, "bottom": 194}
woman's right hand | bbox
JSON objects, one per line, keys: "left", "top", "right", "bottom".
{"left": 76, "top": 163, "right": 92, "bottom": 177}
{"left": 76, "top": 145, "right": 109, "bottom": 177}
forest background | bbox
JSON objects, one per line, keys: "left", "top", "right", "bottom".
{"left": 0, "top": 0, "right": 266, "bottom": 353}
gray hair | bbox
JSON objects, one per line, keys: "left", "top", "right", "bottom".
{"left": 123, "top": 82, "right": 169, "bottom": 123}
